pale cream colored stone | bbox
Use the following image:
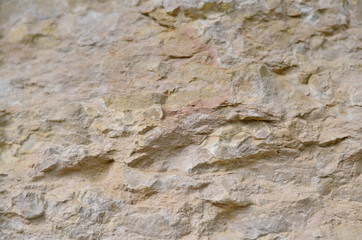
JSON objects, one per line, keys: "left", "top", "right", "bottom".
{"left": 1, "top": 0, "right": 362, "bottom": 239}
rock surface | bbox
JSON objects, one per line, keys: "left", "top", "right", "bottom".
{"left": 0, "top": 0, "right": 362, "bottom": 239}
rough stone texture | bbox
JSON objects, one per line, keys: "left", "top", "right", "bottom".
{"left": 0, "top": 0, "right": 362, "bottom": 239}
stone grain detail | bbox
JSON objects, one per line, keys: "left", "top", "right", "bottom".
{"left": 0, "top": 0, "right": 362, "bottom": 239}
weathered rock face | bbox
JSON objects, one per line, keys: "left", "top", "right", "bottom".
{"left": 0, "top": 0, "right": 362, "bottom": 239}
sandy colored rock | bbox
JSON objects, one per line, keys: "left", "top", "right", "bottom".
{"left": 1, "top": 0, "right": 362, "bottom": 239}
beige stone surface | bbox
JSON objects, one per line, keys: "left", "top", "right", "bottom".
{"left": 0, "top": 0, "right": 362, "bottom": 239}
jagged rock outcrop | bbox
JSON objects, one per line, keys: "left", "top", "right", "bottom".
{"left": 0, "top": 0, "right": 362, "bottom": 239}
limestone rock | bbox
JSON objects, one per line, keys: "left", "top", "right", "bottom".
{"left": 11, "top": 192, "right": 46, "bottom": 219}
{"left": 1, "top": 0, "right": 362, "bottom": 239}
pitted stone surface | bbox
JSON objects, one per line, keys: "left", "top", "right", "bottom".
{"left": 1, "top": 0, "right": 362, "bottom": 239}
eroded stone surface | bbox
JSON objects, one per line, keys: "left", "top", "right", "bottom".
{"left": 1, "top": 0, "right": 362, "bottom": 239}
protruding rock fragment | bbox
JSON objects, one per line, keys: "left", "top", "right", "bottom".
{"left": 12, "top": 192, "right": 46, "bottom": 219}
